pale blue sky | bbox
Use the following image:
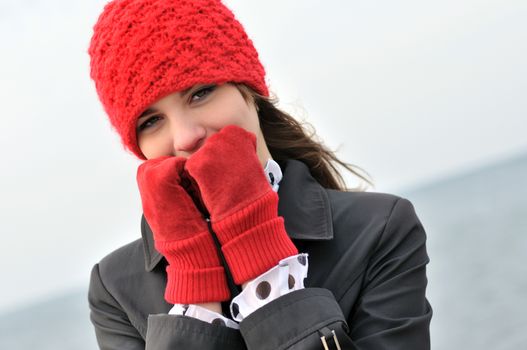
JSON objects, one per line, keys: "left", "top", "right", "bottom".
{"left": 0, "top": 0, "right": 525, "bottom": 313}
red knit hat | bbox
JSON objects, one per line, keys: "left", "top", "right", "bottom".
{"left": 88, "top": 0, "right": 269, "bottom": 159}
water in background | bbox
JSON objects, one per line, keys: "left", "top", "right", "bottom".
{"left": 401, "top": 152, "right": 527, "bottom": 349}
{"left": 1, "top": 152, "right": 526, "bottom": 349}
{"left": 0, "top": 289, "right": 97, "bottom": 349}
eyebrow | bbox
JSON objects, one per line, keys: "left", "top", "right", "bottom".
{"left": 137, "top": 86, "right": 194, "bottom": 120}
{"left": 138, "top": 108, "right": 156, "bottom": 120}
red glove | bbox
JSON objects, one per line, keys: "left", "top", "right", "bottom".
{"left": 136, "top": 156, "right": 230, "bottom": 304}
{"left": 185, "top": 125, "right": 298, "bottom": 285}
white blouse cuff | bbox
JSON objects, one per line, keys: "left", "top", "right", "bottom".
{"left": 168, "top": 303, "right": 240, "bottom": 329}
{"left": 168, "top": 253, "right": 309, "bottom": 328}
{"left": 230, "top": 253, "right": 309, "bottom": 322}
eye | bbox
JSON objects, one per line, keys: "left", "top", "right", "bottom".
{"left": 137, "top": 115, "right": 162, "bottom": 133}
{"left": 190, "top": 85, "right": 216, "bottom": 103}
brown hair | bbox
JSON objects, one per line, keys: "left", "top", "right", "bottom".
{"left": 234, "top": 83, "right": 375, "bottom": 192}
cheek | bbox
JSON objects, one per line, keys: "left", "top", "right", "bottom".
{"left": 138, "top": 129, "right": 174, "bottom": 160}
{"left": 227, "top": 101, "right": 260, "bottom": 134}
{"left": 139, "top": 140, "right": 166, "bottom": 160}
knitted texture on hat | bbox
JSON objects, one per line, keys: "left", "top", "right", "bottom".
{"left": 88, "top": 0, "right": 268, "bottom": 159}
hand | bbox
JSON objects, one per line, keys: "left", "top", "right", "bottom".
{"left": 185, "top": 125, "right": 298, "bottom": 284}
{"left": 137, "top": 156, "right": 230, "bottom": 303}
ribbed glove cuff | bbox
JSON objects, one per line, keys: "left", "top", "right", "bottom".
{"left": 156, "top": 231, "right": 231, "bottom": 303}
{"left": 165, "top": 266, "right": 231, "bottom": 304}
{"left": 213, "top": 191, "right": 298, "bottom": 284}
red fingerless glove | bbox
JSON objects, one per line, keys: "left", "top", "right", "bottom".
{"left": 136, "top": 156, "right": 230, "bottom": 304}
{"left": 185, "top": 125, "right": 298, "bottom": 285}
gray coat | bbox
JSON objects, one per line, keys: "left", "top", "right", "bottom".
{"left": 88, "top": 159, "right": 433, "bottom": 349}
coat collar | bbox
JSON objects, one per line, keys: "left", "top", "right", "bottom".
{"left": 141, "top": 159, "right": 334, "bottom": 272}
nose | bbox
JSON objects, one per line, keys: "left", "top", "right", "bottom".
{"left": 170, "top": 119, "right": 207, "bottom": 157}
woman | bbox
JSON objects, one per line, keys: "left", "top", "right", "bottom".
{"left": 87, "top": 0, "right": 433, "bottom": 349}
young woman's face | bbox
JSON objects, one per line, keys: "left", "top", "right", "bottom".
{"left": 136, "top": 83, "right": 271, "bottom": 165}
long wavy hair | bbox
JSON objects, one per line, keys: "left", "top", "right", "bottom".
{"left": 234, "top": 83, "right": 375, "bottom": 192}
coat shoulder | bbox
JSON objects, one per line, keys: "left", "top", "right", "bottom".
{"left": 325, "top": 189, "right": 407, "bottom": 228}
{"left": 97, "top": 237, "right": 146, "bottom": 279}
{"left": 89, "top": 237, "right": 169, "bottom": 338}
{"left": 303, "top": 189, "right": 428, "bottom": 305}
{"left": 324, "top": 189, "right": 424, "bottom": 246}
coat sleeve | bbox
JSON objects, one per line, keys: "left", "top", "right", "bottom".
{"left": 89, "top": 263, "right": 248, "bottom": 350}
{"left": 145, "top": 314, "right": 246, "bottom": 349}
{"left": 238, "top": 197, "right": 432, "bottom": 349}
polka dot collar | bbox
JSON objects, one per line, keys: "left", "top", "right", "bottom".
{"left": 263, "top": 158, "right": 282, "bottom": 192}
